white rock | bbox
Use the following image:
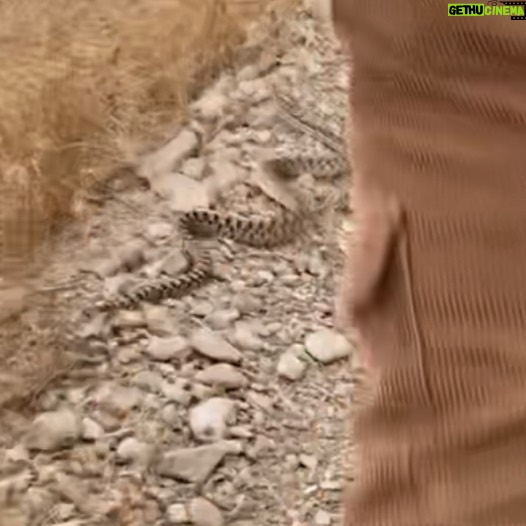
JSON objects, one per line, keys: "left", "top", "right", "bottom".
{"left": 231, "top": 293, "right": 260, "bottom": 315}
{"left": 305, "top": 329, "right": 352, "bottom": 364}
{"left": 132, "top": 370, "right": 164, "bottom": 393}
{"left": 152, "top": 173, "right": 211, "bottom": 213}
{"left": 146, "top": 336, "right": 191, "bottom": 362}
{"left": 161, "top": 404, "right": 181, "bottom": 427}
{"left": 191, "top": 382, "right": 214, "bottom": 401}
{"left": 157, "top": 441, "right": 243, "bottom": 483}
{"left": 117, "top": 242, "right": 146, "bottom": 272}
{"left": 162, "top": 378, "right": 193, "bottom": 406}
{"left": 189, "top": 497, "right": 224, "bottom": 526}
{"left": 190, "top": 300, "right": 214, "bottom": 317}
{"left": 277, "top": 346, "right": 308, "bottom": 381}
{"left": 246, "top": 392, "right": 273, "bottom": 413}
{"left": 206, "top": 308, "right": 240, "bottom": 330}
{"left": 190, "top": 328, "right": 242, "bottom": 364}
{"left": 144, "top": 305, "right": 178, "bottom": 337}
{"left": 231, "top": 322, "right": 264, "bottom": 352}
{"left": 195, "top": 364, "right": 247, "bottom": 390}
{"left": 81, "top": 417, "right": 104, "bottom": 441}
{"left": 93, "top": 383, "right": 141, "bottom": 415}
{"left": 182, "top": 157, "right": 206, "bottom": 180}
{"left": 147, "top": 221, "right": 173, "bottom": 241}
{"left": 189, "top": 397, "right": 236, "bottom": 442}
{"left": 157, "top": 250, "right": 190, "bottom": 277}
{"left": 314, "top": 509, "right": 332, "bottom": 526}
{"left": 140, "top": 128, "right": 198, "bottom": 180}
{"left": 237, "top": 64, "right": 259, "bottom": 82}
{"left": 167, "top": 503, "right": 190, "bottom": 524}
{"left": 192, "top": 90, "right": 228, "bottom": 121}
{"left": 206, "top": 160, "right": 247, "bottom": 202}
{"left": 4, "top": 444, "right": 29, "bottom": 464}
{"left": 303, "top": 0, "right": 333, "bottom": 23}
{"left": 111, "top": 309, "right": 146, "bottom": 329}
{"left": 25, "top": 410, "right": 82, "bottom": 451}
{"left": 116, "top": 437, "right": 154, "bottom": 467}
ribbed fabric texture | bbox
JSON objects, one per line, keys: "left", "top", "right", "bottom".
{"left": 332, "top": 1, "right": 526, "bottom": 524}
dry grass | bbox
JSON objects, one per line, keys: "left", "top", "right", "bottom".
{"left": 0, "top": 0, "right": 300, "bottom": 421}
{"left": 0, "top": 0, "right": 297, "bottom": 282}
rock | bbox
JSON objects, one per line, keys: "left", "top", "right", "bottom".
{"left": 252, "top": 270, "right": 274, "bottom": 286}
{"left": 4, "top": 444, "right": 29, "bottom": 467}
{"left": 299, "top": 453, "right": 318, "bottom": 471}
{"left": 182, "top": 156, "right": 206, "bottom": 180}
{"left": 246, "top": 435, "right": 275, "bottom": 460}
{"left": 162, "top": 378, "right": 193, "bottom": 406}
{"left": 146, "top": 336, "right": 191, "bottom": 362}
{"left": 284, "top": 454, "right": 300, "bottom": 470}
{"left": 189, "top": 497, "right": 224, "bottom": 526}
{"left": 77, "top": 312, "right": 107, "bottom": 339}
{"left": 295, "top": 252, "right": 327, "bottom": 276}
{"left": 116, "top": 437, "right": 154, "bottom": 467}
{"left": 25, "top": 410, "right": 82, "bottom": 452}
{"left": 91, "top": 257, "right": 123, "bottom": 278}
{"left": 112, "top": 309, "right": 146, "bottom": 329}
{"left": 246, "top": 392, "right": 273, "bottom": 413}
{"left": 195, "top": 364, "right": 247, "bottom": 390}
{"left": 132, "top": 370, "right": 164, "bottom": 393}
{"left": 81, "top": 417, "right": 104, "bottom": 441}
{"left": 231, "top": 322, "right": 264, "bottom": 352}
{"left": 237, "top": 78, "right": 269, "bottom": 103}
{"left": 0, "top": 285, "right": 31, "bottom": 323}
{"left": 167, "top": 503, "right": 190, "bottom": 524}
{"left": 237, "top": 64, "right": 259, "bottom": 82}
{"left": 314, "top": 509, "right": 332, "bottom": 526}
{"left": 303, "top": 0, "right": 333, "bottom": 24}
{"left": 93, "top": 383, "right": 141, "bottom": 416}
{"left": 157, "top": 441, "right": 243, "bottom": 483}
{"left": 92, "top": 410, "right": 121, "bottom": 432}
{"left": 192, "top": 90, "right": 229, "bottom": 121}
{"left": 205, "top": 308, "right": 240, "bottom": 330}
{"left": 147, "top": 221, "right": 173, "bottom": 241}
{"left": 206, "top": 160, "right": 247, "bottom": 202}
{"left": 277, "top": 345, "right": 308, "bottom": 381}
{"left": 189, "top": 397, "right": 236, "bottom": 442}
{"left": 228, "top": 425, "right": 253, "bottom": 439}
{"left": 190, "top": 300, "right": 214, "bottom": 317}
{"left": 144, "top": 305, "right": 177, "bottom": 337}
{"left": 117, "top": 346, "right": 140, "bottom": 364}
{"left": 161, "top": 404, "right": 181, "bottom": 428}
{"left": 191, "top": 382, "right": 214, "bottom": 401}
{"left": 153, "top": 173, "right": 211, "bottom": 213}
{"left": 305, "top": 329, "right": 352, "bottom": 364}
{"left": 190, "top": 328, "right": 242, "bottom": 364}
{"left": 157, "top": 249, "right": 190, "bottom": 277}
{"left": 140, "top": 128, "right": 199, "bottom": 180}
{"left": 231, "top": 293, "right": 260, "bottom": 315}
{"left": 117, "top": 242, "right": 146, "bottom": 272}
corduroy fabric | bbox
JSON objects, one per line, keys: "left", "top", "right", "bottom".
{"left": 332, "top": 1, "right": 526, "bottom": 524}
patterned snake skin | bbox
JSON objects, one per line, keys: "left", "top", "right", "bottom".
{"left": 271, "top": 88, "right": 349, "bottom": 179}
{"left": 96, "top": 206, "right": 304, "bottom": 311}
{"left": 95, "top": 88, "right": 345, "bottom": 312}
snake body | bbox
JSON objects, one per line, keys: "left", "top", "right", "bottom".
{"left": 96, "top": 206, "right": 304, "bottom": 311}
{"left": 95, "top": 88, "right": 345, "bottom": 312}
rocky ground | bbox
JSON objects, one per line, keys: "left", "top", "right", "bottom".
{"left": 0, "top": 8, "right": 359, "bottom": 526}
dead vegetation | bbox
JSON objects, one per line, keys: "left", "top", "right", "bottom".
{"left": 0, "top": 0, "right": 297, "bottom": 282}
{"left": 0, "top": 0, "right": 301, "bottom": 421}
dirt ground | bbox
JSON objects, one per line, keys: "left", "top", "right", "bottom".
{"left": 0, "top": 5, "right": 358, "bottom": 526}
